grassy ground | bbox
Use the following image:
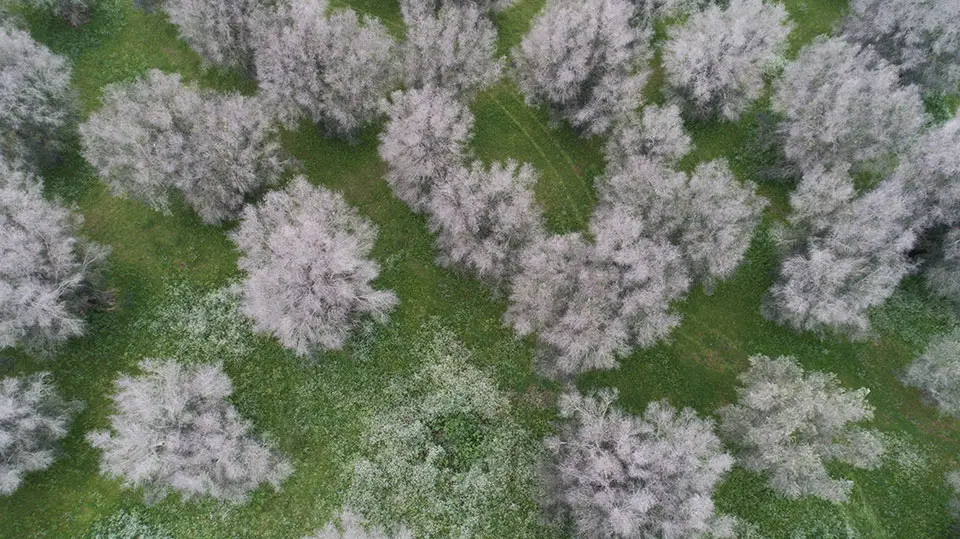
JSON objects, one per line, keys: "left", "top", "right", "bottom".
{"left": 2, "top": 0, "right": 959, "bottom": 537}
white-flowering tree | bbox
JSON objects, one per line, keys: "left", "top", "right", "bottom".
{"left": 776, "top": 165, "right": 857, "bottom": 244}
{"left": 0, "top": 373, "right": 81, "bottom": 495}
{"left": 163, "top": 0, "right": 262, "bottom": 73}
{"left": 843, "top": 0, "right": 960, "bottom": 93}
{"left": 378, "top": 87, "right": 474, "bottom": 212}
{"left": 545, "top": 389, "right": 735, "bottom": 539}
{"left": 21, "top": 0, "right": 90, "bottom": 26}
{"left": 629, "top": 0, "right": 709, "bottom": 21}
{"left": 348, "top": 330, "right": 541, "bottom": 538}
{"left": 894, "top": 116, "right": 960, "bottom": 229}
{"left": 605, "top": 104, "right": 692, "bottom": 169}
{"left": 505, "top": 232, "right": 688, "bottom": 376}
{"left": 177, "top": 94, "right": 287, "bottom": 224}
{"left": 766, "top": 177, "right": 916, "bottom": 337}
{"left": 0, "top": 160, "right": 109, "bottom": 353}
{"left": 903, "top": 328, "right": 960, "bottom": 417}
{"left": 80, "top": 70, "right": 286, "bottom": 224}
{"left": 684, "top": 160, "right": 767, "bottom": 284}
{"left": 772, "top": 37, "right": 926, "bottom": 175}
{"left": 253, "top": 0, "right": 396, "bottom": 137}
{"left": 417, "top": 0, "right": 517, "bottom": 11}
{"left": 307, "top": 509, "right": 413, "bottom": 539}
{"left": 948, "top": 470, "right": 960, "bottom": 520}
{"left": 513, "top": 0, "right": 652, "bottom": 136}
{"left": 0, "top": 25, "right": 75, "bottom": 170}
{"left": 594, "top": 155, "right": 765, "bottom": 286}
{"left": 426, "top": 159, "right": 546, "bottom": 290}
{"left": 233, "top": 177, "right": 397, "bottom": 357}
{"left": 87, "top": 359, "right": 292, "bottom": 504}
{"left": 926, "top": 229, "right": 960, "bottom": 305}
{"left": 718, "top": 355, "right": 884, "bottom": 503}
{"left": 663, "top": 0, "right": 792, "bottom": 120}
{"left": 400, "top": 1, "right": 502, "bottom": 97}
{"left": 509, "top": 154, "right": 761, "bottom": 376}
{"left": 80, "top": 69, "right": 200, "bottom": 213}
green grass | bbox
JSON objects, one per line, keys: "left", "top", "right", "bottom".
{"left": 2, "top": 0, "right": 959, "bottom": 537}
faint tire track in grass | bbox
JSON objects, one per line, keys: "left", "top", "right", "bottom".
{"left": 489, "top": 94, "right": 587, "bottom": 228}
{"left": 506, "top": 91, "right": 598, "bottom": 201}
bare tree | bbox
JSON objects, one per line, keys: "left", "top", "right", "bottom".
{"left": 903, "top": 328, "right": 960, "bottom": 417}
{"left": 605, "top": 104, "right": 693, "bottom": 168}
{"left": 400, "top": 0, "right": 503, "bottom": 98}
{"left": 80, "top": 70, "right": 286, "bottom": 224}
{"left": 427, "top": 159, "right": 546, "bottom": 291}
{"left": 0, "top": 159, "right": 109, "bottom": 353}
{"left": 80, "top": 70, "right": 201, "bottom": 214}
{"left": 663, "top": 0, "right": 792, "bottom": 120}
{"left": 947, "top": 470, "right": 960, "bottom": 522}
{"left": 894, "top": 116, "right": 960, "bottom": 229}
{"left": 177, "top": 94, "right": 287, "bottom": 224}
{"left": 843, "top": 0, "right": 960, "bottom": 93}
{"left": 0, "top": 373, "right": 81, "bottom": 495}
{"left": 307, "top": 509, "right": 412, "bottom": 539}
{"left": 163, "top": 0, "right": 262, "bottom": 73}
{"left": 505, "top": 232, "right": 688, "bottom": 376}
{"left": 594, "top": 155, "right": 765, "bottom": 287}
{"left": 414, "top": 0, "right": 517, "bottom": 12}
{"left": 0, "top": 25, "right": 75, "bottom": 170}
{"left": 379, "top": 87, "right": 474, "bottom": 212}
{"left": 718, "top": 355, "right": 884, "bottom": 503}
{"left": 253, "top": 0, "right": 396, "bottom": 137}
{"left": 87, "top": 359, "right": 292, "bottom": 504}
{"left": 776, "top": 165, "right": 857, "bottom": 245}
{"left": 772, "top": 36, "right": 927, "bottom": 175}
{"left": 629, "top": 0, "right": 709, "bottom": 21}
{"left": 545, "top": 388, "right": 735, "bottom": 539}
{"left": 232, "top": 177, "right": 398, "bottom": 357}
{"left": 926, "top": 229, "right": 960, "bottom": 305}
{"left": 766, "top": 176, "right": 916, "bottom": 337}
{"left": 512, "top": 0, "right": 652, "bottom": 136}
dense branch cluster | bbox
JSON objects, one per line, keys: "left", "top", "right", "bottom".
{"left": 0, "top": 25, "right": 75, "bottom": 170}
{"left": 400, "top": 0, "right": 503, "bottom": 97}
{"left": 513, "top": 0, "right": 652, "bottom": 136}
{"left": 843, "top": 0, "right": 960, "bottom": 92}
{"left": 0, "top": 373, "right": 80, "bottom": 495}
{"left": 379, "top": 87, "right": 474, "bottom": 212}
{"left": 546, "top": 389, "right": 735, "bottom": 538}
{"left": 80, "top": 69, "right": 287, "bottom": 224}
{"left": 663, "top": 0, "right": 792, "bottom": 120}
{"left": 163, "top": 0, "right": 262, "bottom": 73}
{"left": 772, "top": 36, "right": 926, "bottom": 176}
{"left": 0, "top": 160, "right": 109, "bottom": 352}
{"left": 233, "top": 178, "right": 397, "bottom": 357}
{"left": 903, "top": 328, "right": 960, "bottom": 417}
{"left": 718, "top": 355, "right": 884, "bottom": 502}
{"left": 87, "top": 359, "right": 292, "bottom": 504}
{"left": 767, "top": 172, "right": 916, "bottom": 336}
{"left": 253, "top": 0, "right": 396, "bottom": 137}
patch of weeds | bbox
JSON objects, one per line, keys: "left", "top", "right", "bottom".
{"left": 877, "top": 432, "right": 930, "bottom": 481}
{"left": 85, "top": 508, "right": 171, "bottom": 539}
{"left": 137, "top": 281, "right": 257, "bottom": 363}
{"left": 347, "top": 327, "right": 548, "bottom": 538}
{"left": 788, "top": 515, "right": 859, "bottom": 539}
{"left": 870, "top": 279, "right": 957, "bottom": 352}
